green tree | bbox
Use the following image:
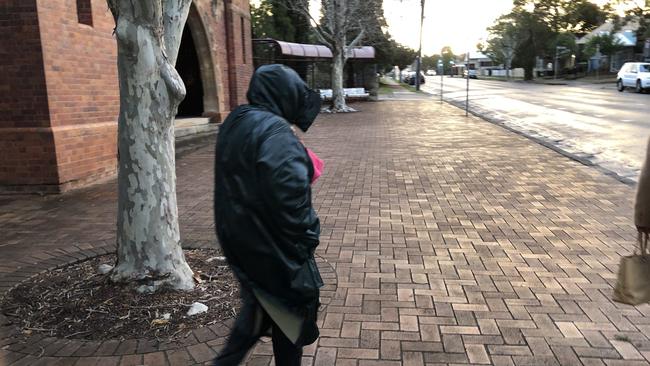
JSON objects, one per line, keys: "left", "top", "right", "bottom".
{"left": 482, "top": 15, "right": 519, "bottom": 78}
{"left": 611, "top": 0, "right": 650, "bottom": 52}
{"left": 355, "top": 0, "right": 395, "bottom": 70}
{"left": 441, "top": 46, "right": 456, "bottom": 75}
{"left": 584, "top": 33, "right": 625, "bottom": 58}
{"left": 565, "top": 1, "right": 609, "bottom": 33}
{"left": 555, "top": 31, "right": 577, "bottom": 51}
{"left": 251, "top": 0, "right": 310, "bottom": 43}
{"left": 421, "top": 54, "right": 441, "bottom": 71}
{"left": 251, "top": 0, "right": 311, "bottom": 78}
{"left": 389, "top": 42, "right": 418, "bottom": 69}
{"left": 484, "top": 0, "right": 612, "bottom": 80}
{"left": 251, "top": 1, "right": 276, "bottom": 39}
{"left": 514, "top": 0, "right": 608, "bottom": 34}
{"left": 509, "top": 9, "right": 554, "bottom": 80}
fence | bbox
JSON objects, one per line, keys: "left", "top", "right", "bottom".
{"left": 479, "top": 68, "right": 525, "bottom": 78}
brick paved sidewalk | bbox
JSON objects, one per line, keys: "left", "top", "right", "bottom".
{"left": 1, "top": 101, "right": 648, "bottom": 365}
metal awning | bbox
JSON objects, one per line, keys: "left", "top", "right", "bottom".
{"left": 275, "top": 40, "right": 333, "bottom": 58}
{"left": 253, "top": 39, "right": 375, "bottom": 60}
{"left": 347, "top": 46, "right": 375, "bottom": 59}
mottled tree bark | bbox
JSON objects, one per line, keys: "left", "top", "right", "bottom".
{"left": 107, "top": 0, "right": 194, "bottom": 293}
{"left": 331, "top": 50, "right": 346, "bottom": 111}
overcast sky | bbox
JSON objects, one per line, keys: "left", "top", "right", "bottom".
{"left": 381, "top": 0, "right": 514, "bottom": 55}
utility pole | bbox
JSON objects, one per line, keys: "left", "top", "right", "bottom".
{"left": 465, "top": 52, "right": 470, "bottom": 117}
{"left": 554, "top": 46, "right": 559, "bottom": 80}
{"left": 595, "top": 44, "right": 601, "bottom": 81}
{"left": 415, "top": 0, "right": 425, "bottom": 91}
{"left": 554, "top": 46, "right": 567, "bottom": 80}
{"left": 439, "top": 59, "right": 443, "bottom": 103}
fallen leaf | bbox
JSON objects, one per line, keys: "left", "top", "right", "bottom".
{"left": 151, "top": 318, "right": 170, "bottom": 326}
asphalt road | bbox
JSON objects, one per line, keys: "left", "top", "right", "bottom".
{"left": 420, "top": 77, "right": 650, "bottom": 182}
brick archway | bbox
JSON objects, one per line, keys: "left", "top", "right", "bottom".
{"left": 185, "top": 4, "right": 220, "bottom": 118}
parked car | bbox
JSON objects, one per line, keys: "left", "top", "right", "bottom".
{"left": 463, "top": 69, "right": 478, "bottom": 79}
{"left": 425, "top": 70, "right": 437, "bottom": 76}
{"left": 617, "top": 62, "right": 650, "bottom": 93}
{"left": 404, "top": 71, "right": 425, "bottom": 85}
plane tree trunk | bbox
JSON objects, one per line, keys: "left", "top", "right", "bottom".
{"left": 107, "top": 0, "right": 194, "bottom": 293}
{"left": 331, "top": 50, "right": 347, "bottom": 112}
{"left": 287, "top": 0, "right": 367, "bottom": 113}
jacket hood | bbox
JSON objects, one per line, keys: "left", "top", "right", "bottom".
{"left": 246, "top": 64, "right": 322, "bottom": 132}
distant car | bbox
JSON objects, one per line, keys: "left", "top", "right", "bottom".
{"left": 425, "top": 70, "right": 437, "bottom": 76}
{"left": 617, "top": 62, "right": 650, "bottom": 93}
{"left": 404, "top": 71, "right": 425, "bottom": 85}
{"left": 463, "top": 69, "right": 478, "bottom": 79}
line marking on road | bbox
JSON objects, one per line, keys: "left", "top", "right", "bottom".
{"left": 622, "top": 119, "right": 633, "bottom": 122}
{"left": 594, "top": 115, "right": 606, "bottom": 118}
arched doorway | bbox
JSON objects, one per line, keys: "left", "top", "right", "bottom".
{"left": 175, "top": 4, "right": 220, "bottom": 118}
{"left": 176, "top": 24, "right": 203, "bottom": 117}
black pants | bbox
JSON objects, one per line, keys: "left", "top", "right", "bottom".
{"left": 212, "top": 287, "right": 303, "bottom": 366}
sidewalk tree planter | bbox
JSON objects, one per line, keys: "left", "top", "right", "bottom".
{"left": 107, "top": 0, "right": 194, "bottom": 293}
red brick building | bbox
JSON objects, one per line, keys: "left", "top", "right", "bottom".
{"left": 0, "top": 0, "right": 253, "bottom": 193}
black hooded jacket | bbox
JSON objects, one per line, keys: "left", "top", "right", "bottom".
{"left": 214, "top": 65, "right": 323, "bottom": 342}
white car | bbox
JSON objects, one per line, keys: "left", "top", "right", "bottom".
{"left": 463, "top": 69, "right": 478, "bottom": 79}
{"left": 617, "top": 62, "right": 650, "bottom": 93}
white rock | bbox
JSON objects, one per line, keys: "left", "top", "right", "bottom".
{"left": 187, "top": 302, "right": 208, "bottom": 316}
{"left": 97, "top": 264, "right": 114, "bottom": 275}
{"left": 206, "top": 256, "right": 227, "bottom": 263}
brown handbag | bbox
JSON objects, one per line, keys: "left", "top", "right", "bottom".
{"left": 613, "top": 232, "right": 650, "bottom": 305}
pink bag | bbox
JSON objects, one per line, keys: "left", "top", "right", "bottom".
{"left": 306, "top": 148, "right": 324, "bottom": 184}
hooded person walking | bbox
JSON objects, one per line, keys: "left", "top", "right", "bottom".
{"left": 212, "top": 64, "right": 324, "bottom": 365}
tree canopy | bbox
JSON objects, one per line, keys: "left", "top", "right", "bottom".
{"left": 583, "top": 32, "right": 625, "bottom": 57}
{"left": 612, "top": 0, "right": 650, "bottom": 51}
{"left": 482, "top": 0, "right": 613, "bottom": 80}
{"left": 251, "top": 0, "right": 310, "bottom": 43}
{"left": 513, "top": 0, "right": 608, "bottom": 34}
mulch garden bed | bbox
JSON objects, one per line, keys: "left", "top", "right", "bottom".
{"left": 1, "top": 249, "right": 240, "bottom": 342}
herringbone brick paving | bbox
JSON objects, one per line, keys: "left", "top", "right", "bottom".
{"left": 1, "top": 101, "right": 648, "bottom": 365}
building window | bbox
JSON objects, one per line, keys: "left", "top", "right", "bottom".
{"left": 76, "top": 0, "right": 93, "bottom": 26}
{"left": 240, "top": 17, "right": 246, "bottom": 63}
